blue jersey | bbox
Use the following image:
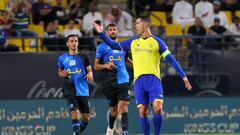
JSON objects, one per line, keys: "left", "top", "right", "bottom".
{"left": 0, "top": 29, "right": 7, "bottom": 46}
{"left": 58, "top": 52, "right": 90, "bottom": 96}
{"left": 96, "top": 42, "right": 129, "bottom": 84}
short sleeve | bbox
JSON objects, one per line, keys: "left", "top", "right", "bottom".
{"left": 153, "top": 35, "right": 170, "bottom": 58}
{"left": 58, "top": 57, "right": 64, "bottom": 69}
{"left": 81, "top": 53, "right": 91, "bottom": 67}
{"left": 95, "top": 45, "right": 103, "bottom": 59}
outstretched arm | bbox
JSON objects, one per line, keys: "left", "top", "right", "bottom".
{"left": 164, "top": 53, "right": 192, "bottom": 90}
{"left": 154, "top": 35, "right": 192, "bottom": 90}
{"left": 93, "top": 22, "right": 133, "bottom": 51}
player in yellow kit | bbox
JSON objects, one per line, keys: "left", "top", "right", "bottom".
{"left": 93, "top": 16, "right": 192, "bottom": 135}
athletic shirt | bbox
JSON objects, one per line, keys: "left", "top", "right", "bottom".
{"left": 96, "top": 42, "right": 129, "bottom": 84}
{"left": 58, "top": 52, "right": 90, "bottom": 96}
{"left": 99, "top": 32, "right": 171, "bottom": 81}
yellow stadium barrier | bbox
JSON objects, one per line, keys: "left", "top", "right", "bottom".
{"left": 150, "top": 11, "right": 167, "bottom": 26}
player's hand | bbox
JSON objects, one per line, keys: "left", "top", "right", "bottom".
{"left": 85, "top": 71, "right": 93, "bottom": 81}
{"left": 92, "top": 22, "right": 103, "bottom": 33}
{"left": 60, "top": 70, "right": 68, "bottom": 78}
{"left": 106, "top": 62, "right": 117, "bottom": 70}
{"left": 183, "top": 77, "right": 192, "bottom": 90}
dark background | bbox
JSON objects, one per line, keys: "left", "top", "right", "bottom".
{"left": 0, "top": 52, "right": 235, "bottom": 99}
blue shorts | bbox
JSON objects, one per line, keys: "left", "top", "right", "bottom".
{"left": 134, "top": 75, "right": 164, "bottom": 108}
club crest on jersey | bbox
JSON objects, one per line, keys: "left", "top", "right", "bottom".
{"left": 69, "top": 60, "right": 76, "bottom": 66}
{"left": 113, "top": 50, "right": 120, "bottom": 53}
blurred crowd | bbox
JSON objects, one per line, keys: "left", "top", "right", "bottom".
{"left": 1, "top": 0, "right": 240, "bottom": 52}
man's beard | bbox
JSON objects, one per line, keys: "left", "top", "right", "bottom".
{"left": 214, "top": 10, "right": 219, "bottom": 14}
{"left": 110, "top": 36, "right": 117, "bottom": 40}
{"left": 70, "top": 47, "right": 78, "bottom": 51}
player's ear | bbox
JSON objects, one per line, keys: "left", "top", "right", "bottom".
{"left": 144, "top": 21, "right": 150, "bottom": 28}
{"left": 143, "top": 21, "right": 148, "bottom": 29}
{"left": 66, "top": 41, "right": 69, "bottom": 47}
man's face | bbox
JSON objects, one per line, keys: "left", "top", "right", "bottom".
{"left": 112, "top": 8, "right": 119, "bottom": 17}
{"left": 213, "top": 4, "right": 220, "bottom": 12}
{"left": 67, "top": 36, "right": 78, "bottom": 50}
{"left": 135, "top": 18, "right": 145, "bottom": 35}
{"left": 195, "top": 18, "right": 202, "bottom": 27}
{"left": 107, "top": 26, "right": 118, "bottom": 39}
{"left": 68, "top": 21, "right": 75, "bottom": 29}
{"left": 234, "top": 18, "right": 240, "bottom": 24}
{"left": 88, "top": 3, "right": 95, "bottom": 12}
{"left": 47, "top": 22, "right": 55, "bottom": 31}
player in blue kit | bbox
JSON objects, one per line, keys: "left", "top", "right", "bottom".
{"left": 58, "top": 34, "right": 93, "bottom": 135}
{"left": 94, "top": 23, "right": 131, "bottom": 135}
{"left": 93, "top": 16, "right": 192, "bottom": 135}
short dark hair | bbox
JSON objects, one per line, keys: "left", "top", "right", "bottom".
{"left": 66, "top": 34, "right": 78, "bottom": 41}
{"left": 68, "top": 19, "right": 76, "bottom": 24}
{"left": 106, "top": 23, "right": 117, "bottom": 30}
{"left": 234, "top": 16, "right": 240, "bottom": 21}
{"left": 138, "top": 16, "right": 151, "bottom": 25}
{"left": 94, "top": 20, "right": 101, "bottom": 25}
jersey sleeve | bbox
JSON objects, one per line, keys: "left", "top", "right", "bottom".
{"left": 58, "top": 57, "right": 64, "bottom": 69}
{"left": 165, "top": 54, "right": 186, "bottom": 78}
{"left": 153, "top": 35, "right": 186, "bottom": 78}
{"left": 95, "top": 45, "right": 103, "bottom": 59}
{"left": 153, "top": 35, "right": 170, "bottom": 57}
{"left": 99, "top": 32, "right": 134, "bottom": 51}
{"left": 81, "top": 53, "right": 91, "bottom": 67}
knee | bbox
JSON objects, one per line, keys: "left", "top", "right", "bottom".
{"left": 110, "top": 109, "right": 118, "bottom": 117}
{"left": 153, "top": 100, "right": 163, "bottom": 115}
{"left": 139, "top": 106, "right": 148, "bottom": 117}
{"left": 82, "top": 113, "right": 90, "bottom": 122}
{"left": 71, "top": 109, "right": 80, "bottom": 120}
{"left": 118, "top": 101, "right": 129, "bottom": 113}
{"left": 153, "top": 105, "right": 163, "bottom": 115}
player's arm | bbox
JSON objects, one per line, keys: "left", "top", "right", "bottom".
{"left": 164, "top": 53, "right": 192, "bottom": 90}
{"left": 85, "top": 66, "right": 93, "bottom": 81}
{"left": 99, "top": 32, "right": 133, "bottom": 51}
{"left": 58, "top": 57, "right": 68, "bottom": 78}
{"left": 125, "top": 51, "right": 133, "bottom": 68}
{"left": 155, "top": 36, "right": 192, "bottom": 90}
{"left": 125, "top": 57, "right": 133, "bottom": 68}
{"left": 58, "top": 68, "right": 68, "bottom": 78}
{"left": 93, "top": 22, "right": 133, "bottom": 51}
{"left": 94, "top": 45, "right": 116, "bottom": 70}
{"left": 94, "top": 59, "right": 116, "bottom": 70}
{"left": 82, "top": 53, "right": 93, "bottom": 81}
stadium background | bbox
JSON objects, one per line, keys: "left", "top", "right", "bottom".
{"left": 0, "top": 0, "right": 240, "bottom": 134}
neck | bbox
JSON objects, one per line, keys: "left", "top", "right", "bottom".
{"left": 141, "top": 29, "right": 152, "bottom": 38}
{"left": 69, "top": 49, "right": 78, "bottom": 55}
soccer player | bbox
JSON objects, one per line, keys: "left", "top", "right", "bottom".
{"left": 94, "top": 23, "right": 131, "bottom": 135}
{"left": 93, "top": 16, "right": 192, "bottom": 135}
{"left": 58, "top": 34, "right": 93, "bottom": 135}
